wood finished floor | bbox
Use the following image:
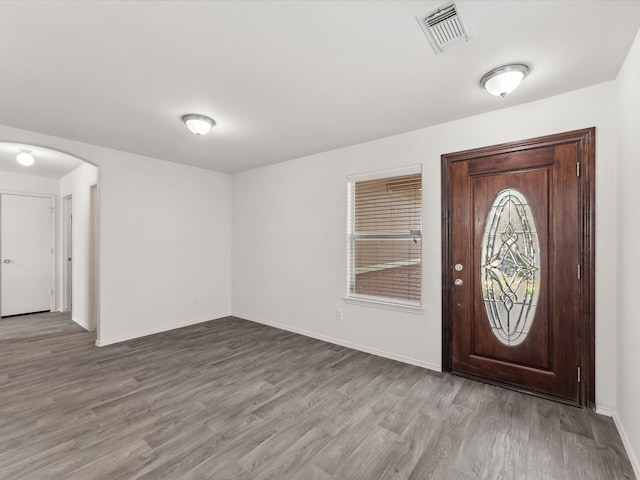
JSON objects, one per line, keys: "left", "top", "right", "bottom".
{"left": 0, "top": 312, "right": 634, "bottom": 480}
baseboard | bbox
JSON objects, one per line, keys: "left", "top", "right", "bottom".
{"left": 597, "top": 407, "right": 640, "bottom": 477}
{"left": 232, "top": 312, "right": 441, "bottom": 372}
{"left": 95, "top": 313, "right": 230, "bottom": 347}
{"left": 72, "top": 317, "right": 90, "bottom": 331}
{"left": 595, "top": 405, "right": 615, "bottom": 417}
{"left": 612, "top": 411, "right": 640, "bottom": 479}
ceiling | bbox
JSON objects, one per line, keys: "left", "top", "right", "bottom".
{"left": 0, "top": 0, "right": 638, "bottom": 175}
{"left": 0, "top": 143, "right": 83, "bottom": 178}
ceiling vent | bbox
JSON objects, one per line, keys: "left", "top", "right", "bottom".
{"left": 416, "top": 1, "right": 474, "bottom": 54}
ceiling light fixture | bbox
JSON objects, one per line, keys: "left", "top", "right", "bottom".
{"left": 16, "top": 151, "right": 35, "bottom": 166}
{"left": 480, "top": 64, "right": 530, "bottom": 97}
{"left": 182, "top": 114, "right": 215, "bottom": 135}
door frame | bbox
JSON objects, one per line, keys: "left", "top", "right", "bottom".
{"left": 63, "top": 194, "right": 73, "bottom": 312}
{"left": 441, "top": 128, "right": 596, "bottom": 408}
{"left": 89, "top": 183, "right": 99, "bottom": 331}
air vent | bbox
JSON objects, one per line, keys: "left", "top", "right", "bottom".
{"left": 416, "top": 1, "right": 474, "bottom": 54}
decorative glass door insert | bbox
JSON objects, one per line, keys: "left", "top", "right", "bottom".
{"left": 481, "top": 188, "right": 540, "bottom": 346}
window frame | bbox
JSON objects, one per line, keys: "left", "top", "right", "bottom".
{"left": 346, "top": 165, "right": 423, "bottom": 311}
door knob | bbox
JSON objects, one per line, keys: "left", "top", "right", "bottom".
{"left": 2, "top": 259, "right": 11, "bottom": 263}
{"left": 454, "top": 278, "right": 463, "bottom": 286}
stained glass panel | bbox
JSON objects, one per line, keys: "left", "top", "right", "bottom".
{"left": 481, "top": 189, "right": 540, "bottom": 346}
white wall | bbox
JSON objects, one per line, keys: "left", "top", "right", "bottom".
{"left": 60, "top": 163, "right": 98, "bottom": 330}
{"left": 0, "top": 125, "right": 233, "bottom": 345}
{"left": 0, "top": 171, "right": 59, "bottom": 196}
{"left": 97, "top": 150, "right": 232, "bottom": 344}
{"left": 232, "top": 81, "right": 618, "bottom": 410}
{"left": 616, "top": 29, "right": 640, "bottom": 476}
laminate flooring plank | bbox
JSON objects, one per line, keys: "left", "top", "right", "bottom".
{"left": 453, "top": 399, "right": 504, "bottom": 479}
{"left": 249, "top": 426, "right": 330, "bottom": 480}
{"left": 237, "top": 390, "right": 346, "bottom": 474}
{"left": 142, "top": 402, "right": 230, "bottom": 451}
{"left": 380, "top": 412, "right": 441, "bottom": 480}
{"left": 283, "top": 464, "right": 332, "bottom": 480}
{"left": 2, "top": 390, "right": 149, "bottom": 457}
{"left": 526, "top": 398, "right": 568, "bottom": 480}
{"left": 379, "top": 372, "right": 439, "bottom": 435}
{"left": 562, "top": 430, "right": 611, "bottom": 480}
{"left": 0, "top": 439, "right": 77, "bottom": 480}
{"left": 331, "top": 425, "right": 401, "bottom": 479}
{"left": 487, "top": 390, "right": 533, "bottom": 480}
{"left": 179, "top": 459, "right": 253, "bottom": 480}
{"left": 559, "top": 401, "right": 596, "bottom": 439}
{"left": 384, "top": 365, "right": 425, "bottom": 397}
{"left": 63, "top": 439, "right": 152, "bottom": 480}
{"left": 407, "top": 403, "right": 475, "bottom": 480}
{"left": 131, "top": 424, "right": 222, "bottom": 479}
{"left": 0, "top": 312, "right": 635, "bottom": 480}
{"left": 248, "top": 372, "right": 319, "bottom": 419}
{"left": 318, "top": 383, "right": 394, "bottom": 437}
{"left": 312, "top": 389, "right": 401, "bottom": 476}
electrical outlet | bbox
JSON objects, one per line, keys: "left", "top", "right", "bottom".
{"left": 336, "top": 309, "right": 343, "bottom": 321}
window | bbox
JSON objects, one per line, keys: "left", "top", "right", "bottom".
{"left": 347, "top": 166, "right": 422, "bottom": 307}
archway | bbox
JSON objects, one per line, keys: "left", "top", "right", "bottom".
{"left": 0, "top": 142, "right": 100, "bottom": 337}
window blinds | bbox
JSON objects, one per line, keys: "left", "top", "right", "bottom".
{"left": 348, "top": 170, "right": 422, "bottom": 305}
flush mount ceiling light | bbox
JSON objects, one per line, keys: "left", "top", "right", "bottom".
{"left": 182, "top": 114, "right": 215, "bottom": 135}
{"left": 480, "top": 64, "right": 530, "bottom": 97}
{"left": 16, "top": 151, "right": 35, "bottom": 166}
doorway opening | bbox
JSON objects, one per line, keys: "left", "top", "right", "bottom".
{"left": 0, "top": 142, "right": 99, "bottom": 338}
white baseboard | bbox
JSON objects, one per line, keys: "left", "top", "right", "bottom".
{"left": 596, "top": 406, "right": 640, "bottom": 477}
{"left": 612, "top": 411, "right": 640, "bottom": 479}
{"left": 95, "top": 313, "right": 230, "bottom": 347}
{"left": 232, "top": 312, "right": 441, "bottom": 372}
{"left": 595, "top": 406, "right": 615, "bottom": 417}
{"left": 72, "top": 317, "right": 90, "bottom": 331}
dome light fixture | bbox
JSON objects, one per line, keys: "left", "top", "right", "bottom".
{"left": 182, "top": 114, "right": 216, "bottom": 135}
{"left": 16, "top": 151, "right": 35, "bottom": 166}
{"left": 480, "top": 64, "right": 530, "bottom": 97}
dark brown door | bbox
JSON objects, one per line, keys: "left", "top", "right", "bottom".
{"left": 442, "top": 129, "right": 595, "bottom": 406}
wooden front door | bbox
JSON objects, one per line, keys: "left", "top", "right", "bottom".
{"left": 442, "top": 128, "right": 595, "bottom": 407}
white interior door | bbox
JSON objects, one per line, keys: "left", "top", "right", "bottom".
{"left": 1, "top": 194, "right": 53, "bottom": 317}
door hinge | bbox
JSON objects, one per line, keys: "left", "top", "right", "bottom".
{"left": 578, "top": 366, "right": 582, "bottom": 383}
{"left": 49, "top": 206, "right": 54, "bottom": 213}
{"left": 577, "top": 162, "right": 581, "bottom": 177}
{"left": 577, "top": 264, "right": 581, "bottom": 279}
{"left": 50, "top": 289, "right": 54, "bottom": 296}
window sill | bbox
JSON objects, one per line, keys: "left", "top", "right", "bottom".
{"left": 343, "top": 296, "right": 424, "bottom": 314}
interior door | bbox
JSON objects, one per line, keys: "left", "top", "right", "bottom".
{"left": 1, "top": 193, "right": 53, "bottom": 317}
{"left": 442, "top": 129, "right": 595, "bottom": 406}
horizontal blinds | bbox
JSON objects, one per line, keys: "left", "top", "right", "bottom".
{"left": 354, "top": 174, "right": 422, "bottom": 235}
{"left": 349, "top": 172, "right": 422, "bottom": 304}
